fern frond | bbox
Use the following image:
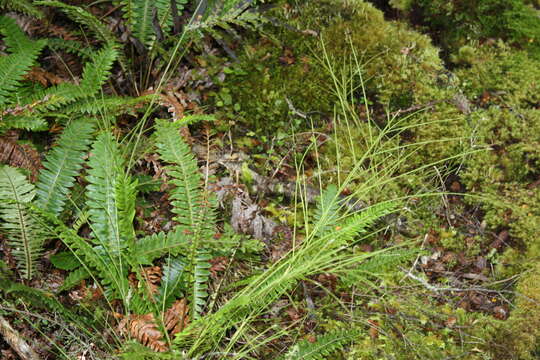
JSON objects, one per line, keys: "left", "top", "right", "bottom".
{"left": 0, "top": 15, "right": 34, "bottom": 53}
{"left": 318, "top": 201, "right": 397, "bottom": 246}
{"left": 133, "top": 227, "right": 190, "bottom": 264}
{"left": 310, "top": 184, "right": 340, "bottom": 238}
{"left": 0, "top": 0, "right": 44, "bottom": 18}
{"left": 86, "top": 131, "right": 125, "bottom": 253}
{"left": 157, "top": 257, "right": 187, "bottom": 309}
{"left": 63, "top": 95, "right": 153, "bottom": 116}
{"left": 281, "top": 329, "right": 358, "bottom": 360}
{"left": 121, "top": 0, "right": 188, "bottom": 47}
{"left": 43, "top": 214, "right": 129, "bottom": 300}
{"left": 0, "top": 115, "right": 48, "bottom": 132}
{"left": 3, "top": 282, "right": 90, "bottom": 325}
{"left": 79, "top": 45, "right": 118, "bottom": 95}
{"left": 191, "top": 249, "right": 211, "bottom": 319}
{"left": 0, "top": 166, "right": 43, "bottom": 279}
{"left": 339, "top": 249, "right": 419, "bottom": 286}
{"left": 0, "top": 16, "right": 46, "bottom": 106}
{"left": 154, "top": 119, "right": 210, "bottom": 233}
{"left": 46, "top": 38, "right": 93, "bottom": 59}
{"left": 36, "top": 118, "right": 95, "bottom": 215}
{"left": 34, "top": 1, "right": 117, "bottom": 45}
{"left": 58, "top": 266, "right": 90, "bottom": 292}
{"left": 115, "top": 174, "right": 138, "bottom": 252}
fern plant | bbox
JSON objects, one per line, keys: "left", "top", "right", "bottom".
{"left": 0, "top": 16, "right": 151, "bottom": 133}
{"left": 0, "top": 166, "right": 43, "bottom": 279}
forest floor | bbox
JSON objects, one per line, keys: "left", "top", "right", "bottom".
{"left": 0, "top": 0, "right": 540, "bottom": 359}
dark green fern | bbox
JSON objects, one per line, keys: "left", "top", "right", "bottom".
{"left": 0, "top": 166, "right": 44, "bottom": 279}
{"left": 36, "top": 118, "right": 95, "bottom": 215}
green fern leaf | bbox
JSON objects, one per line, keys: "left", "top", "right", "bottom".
{"left": 133, "top": 227, "right": 190, "bottom": 264}
{"left": 157, "top": 256, "right": 186, "bottom": 309}
{"left": 58, "top": 266, "right": 90, "bottom": 292}
{"left": 121, "top": 0, "right": 188, "bottom": 47}
{"left": 115, "top": 174, "right": 138, "bottom": 252}
{"left": 0, "top": 0, "right": 44, "bottom": 18}
{"left": 154, "top": 119, "right": 211, "bottom": 232}
{"left": 79, "top": 45, "right": 118, "bottom": 95}
{"left": 0, "top": 166, "right": 43, "bottom": 279}
{"left": 191, "top": 249, "right": 211, "bottom": 319}
{"left": 0, "top": 115, "right": 48, "bottom": 132}
{"left": 311, "top": 184, "right": 341, "bottom": 238}
{"left": 0, "top": 15, "right": 34, "bottom": 53}
{"left": 86, "top": 131, "right": 125, "bottom": 254}
{"left": 34, "top": 1, "right": 117, "bottom": 45}
{"left": 282, "top": 329, "right": 358, "bottom": 360}
{"left": 0, "top": 16, "right": 46, "bottom": 106}
{"left": 36, "top": 118, "right": 95, "bottom": 215}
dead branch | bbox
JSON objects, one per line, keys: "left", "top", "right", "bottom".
{"left": 0, "top": 315, "right": 40, "bottom": 360}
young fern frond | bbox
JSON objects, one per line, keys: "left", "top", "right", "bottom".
{"left": 157, "top": 257, "right": 187, "bottom": 309}
{"left": 0, "top": 16, "right": 46, "bottom": 106}
{"left": 191, "top": 249, "right": 211, "bottom": 319}
{"left": 79, "top": 45, "right": 119, "bottom": 95}
{"left": 0, "top": 15, "right": 35, "bottom": 53}
{"left": 281, "top": 329, "right": 359, "bottom": 360}
{"left": 86, "top": 132, "right": 125, "bottom": 254}
{"left": 8, "top": 44, "right": 118, "bottom": 116}
{"left": 36, "top": 118, "right": 95, "bottom": 215}
{"left": 0, "top": 166, "right": 44, "bottom": 279}
{"left": 133, "top": 228, "right": 190, "bottom": 265}
{"left": 154, "top": 119, "right": 210, "bottom": 232}
{"left": 46, "top": 38, "right": 93, "bottom": 59}
{"left": 115, "top": 174, "right": 138, "bottom": 253}
{"left": 44, "top": 215, "right": 129, "bottom": 300}
{"left": 34, "top": 1, "right": 117, "bottom": 46}
{"left": 310, "top": 184, "right": 341, "bottom": 238}
{"left": 120, "top": 0, "right": 188, "bottom": 47}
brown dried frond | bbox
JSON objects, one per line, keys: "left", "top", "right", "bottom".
{"left": 164, "top": 299, "right": 190, "bottom": 335}
{"left": 25, "top": 67, "right": 64, "bottom": 86}
{"left": 29, "top": 21, "right": 78, "bottom": 41}
{"left": 142, "top": 266, "right": 162, "bottom": 295}
{"left": 120, "top": 314, "right": 168, "bottom": 352}
{"left": 0, "top": 138, "right": 41, "bottom": 182}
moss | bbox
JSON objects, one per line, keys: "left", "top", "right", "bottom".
{"left": 214, "top": 0, "right": 452, "bottom": 133}
{"left": 455, "top": 43, "right": 540, "bottom": 107}
{"left": 484, "top": 263, "right": 540, "bottom": 359}
{"left": 389, "top": 0, "right": 540, "bottom": 58}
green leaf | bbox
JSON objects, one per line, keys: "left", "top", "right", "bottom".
{"left": 36, "top": 118, "right": 95, "bottom": 215}
{"left": 0, "top": 166, "right": 43, "bottom": 279}
{"left": 50, "top": 251, "right": 81, "bottom": 271}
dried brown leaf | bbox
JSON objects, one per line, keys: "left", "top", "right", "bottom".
{"left": 121, "top": 314, "right": 168, "bottom": 352}
{"left": 164, "top": 299, "right": 189, "bottom": 335}
{"left": 0, "top": 138, "right": 41, "bottom": 182}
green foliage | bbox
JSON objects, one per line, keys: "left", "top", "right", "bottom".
{"left": 0, "top": 16, "right": 46, "bottom": 107}
{"left": 120, "top": 0, "right": 188, "bottom": 47}
{"left": 0, "top": 0, "right": 43, "bottom": 18}
{"left": 281, "top": 329, "right": 359, "bottom": 360}
{"left": 0, "top": 166, "right": 44, "bottom": 279}
{"left": 391, "top": 0, "right": 540, "bottom": 57}
{"left": 35, "top": 1, "right": 117, "bottom": 45}
{"left": 86, "top": 132, "right": 127, "bottom": 253}
{"left": 0, "top": 15, "right": 121, "bottom": 132}
{"left": 36, "top": 118, "right": 95, "bottom": 215}
{"left": 154, "top": 119, "right": 217, "bottom": 319}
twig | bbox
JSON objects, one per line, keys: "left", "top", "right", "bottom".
{"left": 0, "top": 315, "right": 40, "bottom": 360}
